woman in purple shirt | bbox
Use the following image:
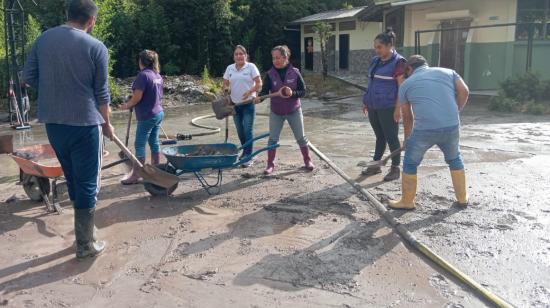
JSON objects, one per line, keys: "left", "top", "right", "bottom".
{"left": 120, "top": 50, "right": 165, "bottom": 184}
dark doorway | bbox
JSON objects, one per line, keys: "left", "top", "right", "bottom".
{"left": 285, "top": 27, "right": 301, "bottom": 70}
{"left": 304, "top": 37, "right": 314, "bottom": 70}
{"left": 339, "top": 34, "right": 350, "bottom": 70}
{"left": 440, "top": 19, "right": 471, "bottom": 77}
{"left": 327, "top": 35, "right": 336, "bottom": 72}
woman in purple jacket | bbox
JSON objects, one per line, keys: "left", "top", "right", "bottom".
{"left": 254, "top": 45, "right": 314, "bottom": 175}
{"left": 362, "top": 30, "right": 406, "bottom": 181}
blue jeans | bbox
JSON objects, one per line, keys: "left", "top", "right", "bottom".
{"left": 135, "top": 111, "right": 164, "bottom": 158}
{"left": 46, "top": 124, "right": 103, "bottom": 209}
{"left": 233, "top": 104, "right": 255, "bottom": 156}
{"left": 403, "top": 125, "right": 464, "bottom": 174}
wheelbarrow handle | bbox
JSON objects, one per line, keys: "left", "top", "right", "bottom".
{"left": 235, "top": 144, "right": 279, "bottom": 167}
{"left": 237, "top": 132, "right": 270, "bottom": 151}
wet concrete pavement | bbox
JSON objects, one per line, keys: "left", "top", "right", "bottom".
{"left": 0, "top": 94, "right": 549, "bottom": 307}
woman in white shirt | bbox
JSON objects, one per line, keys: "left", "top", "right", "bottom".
{"left": 223, "top": 45, "right": 262, "bottom": 167}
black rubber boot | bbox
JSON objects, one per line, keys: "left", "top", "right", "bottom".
{"left": 74, "top": 208, "right": 106, "bottom": 259}
{"left": 384, "top": 166, "right": 401, "bottom": 182}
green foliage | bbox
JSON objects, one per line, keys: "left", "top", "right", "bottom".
{"left": 201, "top": 65, "right": 222, "bottom": 93}
{"left": 202, "top": 65, "right": 211, "bottom": 83}
{"left": 13, "top": 0, "right": 372, "bottom": 80}
{"left": 499, "top": 72, "right": 540, "bottom": 102}
{"left": 313, "top": 21, "right": 334, "bottom": 78}
{"left": 489, "top": 72, "right": 550, "bottom": 114}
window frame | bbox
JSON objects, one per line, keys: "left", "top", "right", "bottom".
{"left": 516, "top": 0, "right": 550, "bottom": 41}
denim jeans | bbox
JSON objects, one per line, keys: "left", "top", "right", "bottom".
{"left": 46, "top": 124, "right": 103, "bottom": 209}
{"left": 268, "top": 107, "right": 309, "bottom": 147}
{"left": 135, "top": 111, "right": 164, "bottom": 158}
{"left": 403, "top": 125, "right": 464, "bottom": 174}
{"left": 233, "top": 103, "right": 255, "bottom": 156}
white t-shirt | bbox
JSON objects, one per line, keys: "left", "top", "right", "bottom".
{"left": 223, "top": 62, "right": 260, "bottom": 105}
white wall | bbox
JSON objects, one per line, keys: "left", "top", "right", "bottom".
{"left": 401, "top": 0, "right": 517, "bottom": 47}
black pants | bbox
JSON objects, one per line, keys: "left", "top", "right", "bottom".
{"left": 368, "top": 107, "right": 401, "bottom": 166}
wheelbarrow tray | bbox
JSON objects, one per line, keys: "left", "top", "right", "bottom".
{"left": 163, "top": 143, "right": 239, "bottom": 172}
{"left": 9, "top": 144, "right": 63, "bottom": 178}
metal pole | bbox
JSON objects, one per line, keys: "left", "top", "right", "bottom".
{"left": 3, "top": 1, "right": 14, "bottom": 125}
{"left": 526, "top": 23, "right": 534, "bottom": 72}
{"left": 414, "top": 31, "right": 419, "bottom": 54}
{"left": 18, "top": 0, "right": 25, "bottom": 61}
{"left": 6, "top": 0, "right": 25, "bottom": 125}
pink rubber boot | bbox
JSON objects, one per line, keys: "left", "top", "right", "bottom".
{"left": 264, "top": 149, "right": 276, "bottom": 175}
{"left": 300, "top": 146, "right": 315, "bottom": 171}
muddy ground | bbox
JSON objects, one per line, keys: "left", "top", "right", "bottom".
{"left": 0, "top": 84, "right": 549, "bottom": 307}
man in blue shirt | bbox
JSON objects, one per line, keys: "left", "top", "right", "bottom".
{"left": 23, "top": 0, "right": 113, "bottom": 258}
{"left": 389, "top": 55, "right": 470, "bottom": 210}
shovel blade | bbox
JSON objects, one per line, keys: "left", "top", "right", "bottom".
{"left": 212, "top": 96, "right": 234, "bottom": 120}
{"left": 139, "top": 164, "right": 179, "bottom": 189}
{"left": 0, "top": 135, "right": 14, "bottom": 154}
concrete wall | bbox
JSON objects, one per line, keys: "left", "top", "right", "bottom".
{"left": 299, "top": 18, "right": 382, "bottom": 74}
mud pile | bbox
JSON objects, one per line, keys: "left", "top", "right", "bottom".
{"left": 115, "top": 75, "right": 218, "bottom": 107}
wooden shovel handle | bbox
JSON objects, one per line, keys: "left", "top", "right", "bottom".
{"left": 124, "top": 108, "right": 133, "bottom": 147}
{"left": 237, "top": 92, "right": 282, "bottom": 105}
{"left": 112, "top": 135, "right": 143, "bottom": 168}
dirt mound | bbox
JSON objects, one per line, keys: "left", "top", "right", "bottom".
{"left": 115, "top": 75, "right": 218, "bottom": 107}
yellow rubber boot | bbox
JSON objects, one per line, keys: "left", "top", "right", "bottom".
{"left": 388, "top": 173, "right": 417, "bottom": 210}
{"left": 450, "top": 169, "right": 469, "bottom": 206}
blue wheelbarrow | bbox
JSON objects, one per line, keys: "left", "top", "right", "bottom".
{"left": 143, "top": 133, "right": 278, "bottom": 196}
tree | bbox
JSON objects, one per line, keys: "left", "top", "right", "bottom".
{"left": 313, "top": 21, "right": 334, "bottom": 79}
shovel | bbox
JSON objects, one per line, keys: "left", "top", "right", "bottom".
{"left": 118, "top": 108, "right": 134, "bottom": 159}
{"left": 357, "top": 147, "right": 403, "bottom": 168}
{"left": 112, "top": 134, "right": 179, "bottom": 189}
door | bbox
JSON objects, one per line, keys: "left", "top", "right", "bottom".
{"left": 286, "top": 29, "right": 301, "bottom": 70}
{"left": 440, "top": 19, "right": 470, "bottom": 77}
{"left": 339, "top": 34, "right": 350, "bottom": 70}
{"left": 327, "top": 35, "right": 336, "bottom": 72}
{"left": 304, "top": 37, "right": 314, "bottom": 70}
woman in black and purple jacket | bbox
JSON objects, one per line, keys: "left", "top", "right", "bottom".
{"left": 254, "top": 45, "right": 314, "bottom": 174}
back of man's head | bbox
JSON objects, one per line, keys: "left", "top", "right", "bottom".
{"left": 67, "top": 0, "right": 98, "bottom": 25}
{"left": 407, "top": 55, "right": 428, "bottom": 70}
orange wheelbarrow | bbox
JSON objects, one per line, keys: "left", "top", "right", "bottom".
{"left": 1, "top": 135, "right": 64, "bottom": 214}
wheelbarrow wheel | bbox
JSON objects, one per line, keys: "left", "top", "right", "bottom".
{"left": 143, "top": 163, "right": 178, "bottom": 196}
{"left": 22, "top": 173, "right": 50, "bottom": 202}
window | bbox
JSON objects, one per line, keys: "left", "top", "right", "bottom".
{"left": 385, "top": 7, "right": 405, "bottom": 47}
{"left": 516, "top": 0, "right": 550, "bottom": 40}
